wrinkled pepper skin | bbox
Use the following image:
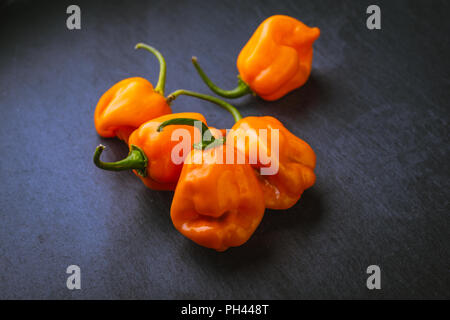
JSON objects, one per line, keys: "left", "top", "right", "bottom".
{"left": 127, "top": 112, "right": 206, "bottom": 190}
{"left": 237, "top": 15, "right": 320, "bottom": 101}
{"left": 227, "top": 116, "right": 316, "bottom": 209}
{"left": 171, "top": 145, "right": 265, "bottom": 251}
{"left": 94, "top": 77, "right": 172, "bottom": 142}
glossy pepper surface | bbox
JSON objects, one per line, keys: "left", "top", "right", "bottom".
{"left": 237, "top": 15, "right": 320, "bottom": 101}
{"left": 192, "top": 15, "right": 320, "bottom": 101}
{"left": 167, "top": 91, "right": 317, "bottom": 210}
{"left": 227, "top": 116, "right": 316, "bottom": 209}
{"left": 164, "top": 120, "right": 265, "bottom": 252}
{"left": 94, "top": 44, "right": 171, "bottom": 142}
{"left": 93, "top": 112, "right": 206, "bottom": 190}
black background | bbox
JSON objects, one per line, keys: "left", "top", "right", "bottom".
{"left": 0, "top": 0, "right": 448, "bottom": 299}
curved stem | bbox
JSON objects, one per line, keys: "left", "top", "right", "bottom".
{"left": 191, "top": 56, "right": 251, "bottom": 98}
{"left": 157, "top": 118, "right": 225, "bottom": 150}
{"left": 135, "top": 43, "right": 166, "bottom": 95}
{"left": 166, "top": 89, "right": 243, "bottom": 123}
{"left": 93, "top": 144, "right": 148, "bottom": 177}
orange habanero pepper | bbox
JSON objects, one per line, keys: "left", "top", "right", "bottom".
{"left": 168, "top": 91, "right": 316, "bottom": 210}
{"left": 94, "top": 43, "right": 172, "bottom": 143}
{"left": 93, "top": 112, "right": 206, "bottom": 190}
{"left": 158, "top": 118, "right": 265, "bottom": 251}
{"left": 191, "top": 15, "right": 320, "bottom": 101}
{"left": 227, "top": 116, "right": 316, "bottom": 210}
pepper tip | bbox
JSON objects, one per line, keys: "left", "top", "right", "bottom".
{"left": 166, "top": 94, "right": 176, "bottom": 104}
{"left": 93, "top": 144, "right": 106, "bottom": 167}
{"left": 134, "top": 43, "right": 144, "bottom": 50}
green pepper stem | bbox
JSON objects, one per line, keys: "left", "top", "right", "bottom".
{"left": 166, "top": 89, "right": 243, "bottom": 123}
{"left": 157, "top": 118, "right": 225, "bottom": 150}
{"left": 191, "top": 56, "right": 251, "bottom": 99}
{"left": 135, "top": 43, "right": 166, "bottom": 95}
{"left": 93, "top": 144, "right": 148, "bottom": 177}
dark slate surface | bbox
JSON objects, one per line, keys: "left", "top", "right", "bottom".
{"left": 0, "top": 0, "right": 449, "bottom": 299}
